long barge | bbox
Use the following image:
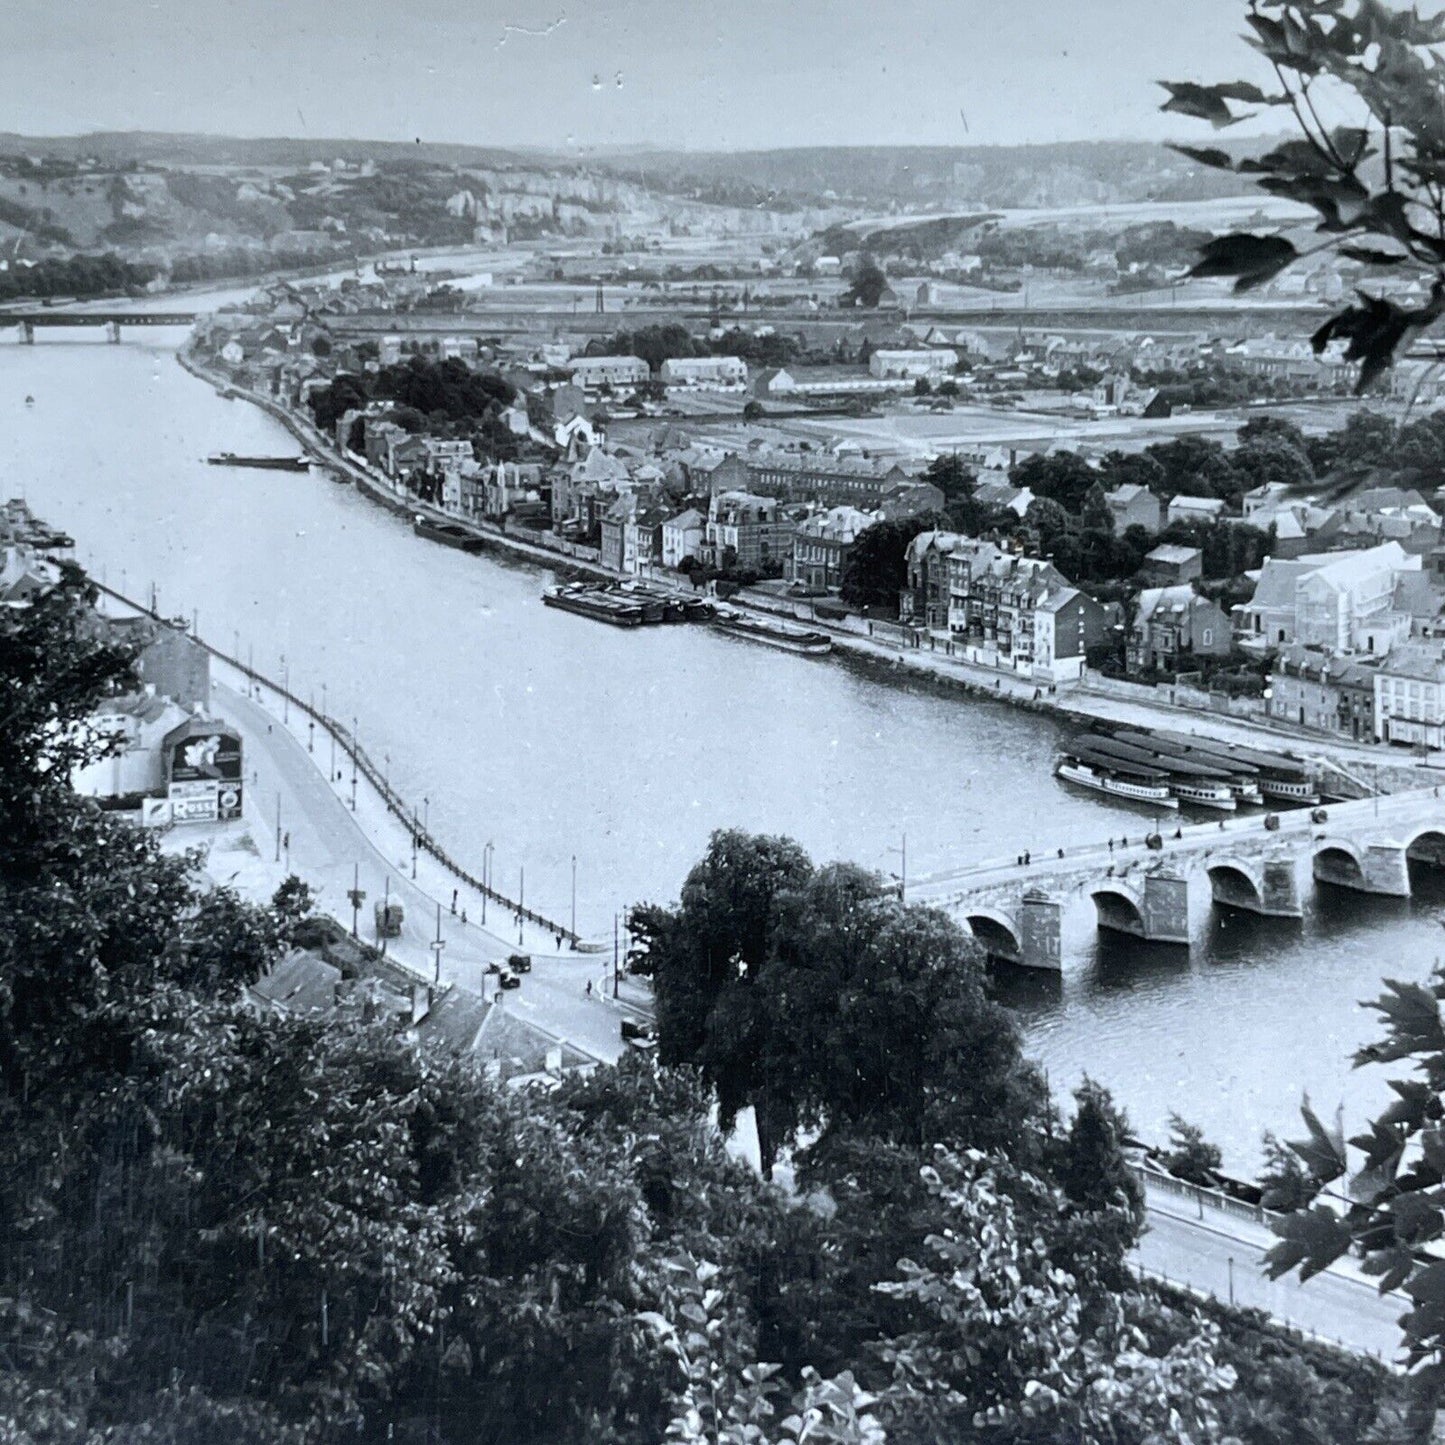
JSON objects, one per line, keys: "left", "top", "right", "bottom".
{"left": 414, "top": 515, "right": 485, "bottom": 553}
{"left": 541, "top": 583, "right": 647, "bottom": 627}
{"left": 1080, "top": 736, "right": 1237, "bottom": 810}
{"left": 207, "top": 452, "right": 311, "bottom": 472}
{"left": 711, "top": 610, "right": 832, "bottom": 655}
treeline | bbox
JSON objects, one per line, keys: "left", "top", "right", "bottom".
{"left": 0, "top": 250, "right": 152, "bottom": 302}
{"left": 589, "top": 322, "right": 801, "bottom": 370}
{"left": 308, "top": 355, "right": 518, "bottom": 436}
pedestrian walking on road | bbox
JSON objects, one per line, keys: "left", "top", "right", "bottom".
{"left": 1023, "top": 850, "right": 1031, "bottom": 866}
{"left": 1108, "top": 838, "right": 1114, "bottom": 853}
{"left": 451, "top": 888, "right": 458, "bottom": 915}
{"left": 461, "top": 908, "right": 467, "bottom": 926}
{"left": 585, "top": 979, "right": 592, "bottom": 997}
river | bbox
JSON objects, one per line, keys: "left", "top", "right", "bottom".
{"left": 4, "top": 315, "right": 1436, "bottom": 1174}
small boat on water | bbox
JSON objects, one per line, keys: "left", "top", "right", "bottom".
{"left": 542, "top": 583, "right": 647, "bottom": 627}
{"left": 24, "top": 395, "right": 33, "bottom": 407}
{"left": 1055, "top": 751, "right": 1179, "bottom": 809}
{"left": 207, "top": 452, "right": 311, "bottom": 472}
{"left": 712, "top": 610, "right": 832, "bottom": 655}
{"left": 414, "top": 515, "right": 485, "bottom": 552}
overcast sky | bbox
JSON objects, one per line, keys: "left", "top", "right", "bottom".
{"left": 2, "top": 1, "right": 1295, "bottom": 150}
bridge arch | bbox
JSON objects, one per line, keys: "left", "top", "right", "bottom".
{"left": 963, "top": 908, "right": 1022, "bottom": 965}
{"left": 1312, "top": 837, "right": 1367, "bottom": 890}
{"left": 1089, "top": 883, "right": 1146, "bottom": 939}
{"left": 1207, "top": 860, "right": 1264, "bottom": 912}
{"left": 1404, "top": 825, "right": 1445, "bottom": 870}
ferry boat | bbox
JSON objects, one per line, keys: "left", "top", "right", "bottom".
{"left": 541, "top": 583, "right": 647, "bottom": 628}
{"left": 711, "top": 610, "right": 832, "bottom": 655}
{"left": 207, "top": 452, "right": 311, "bottom": 472}
{"left": 1147, "top": 730, "right": 1320, "bottom": 806}
{"left": 1055, "top": 751, "right": 1178, "bottom": 808}
{"left": 1081, "top": 736, "right": 1238, "bottom": 810}
{"left": 1109, "top": 729, "right": 1263, "bottom": 804}
{"left": 414, "top": 515, "right": 485, "bottom": 553}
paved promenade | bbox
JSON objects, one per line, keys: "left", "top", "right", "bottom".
{"left": 190, "top": 666, "right": 636, "bottom": 1065}
{"left": 1133, "top": 1176, "right": 1402, "bottom": 1361}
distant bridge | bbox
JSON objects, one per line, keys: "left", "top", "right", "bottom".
{"left": 6, "top": 312, "right": 197, "bottom": 343}
{"left": 908, "top": 786, "right": 1445, "bottom": 971}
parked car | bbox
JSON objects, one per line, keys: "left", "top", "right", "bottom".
{"left": 484, "top": 960, "right": 502, "bottom": 975}
{"left": 498, "top": 971, "right": 521, "bottom": 990}
{"left": 620, "top": 1018, "right": 656, "bottom": 1042}
{"left": 508, "top": 952, "right": 532, "bottom": 973}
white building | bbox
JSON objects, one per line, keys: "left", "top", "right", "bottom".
{"left": 1374, "top": 642, "right": 1445, "bottom": 746}
{"left": 662, "top": 508, "right": 706, "bottom": 569}
{"left": 564, "top": 355, "right": 650, "bottom": 389}
{"left": 1238, "top": 542, "right": 1419, "bottom": 653}
{"left": 1166, "top": 494, "right": 1228, "bottom": 526}
{"left": 868, "top": 349, "right": 958, "bottom": 380}
{"left": 660, "top": 356, "right": 747, "bottom": 386}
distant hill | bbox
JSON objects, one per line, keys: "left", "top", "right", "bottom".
{"left": 593, "top": 141, "right": 1272, "bottom": 211}
{"left": 0, "top": 131, "right": 538, "bottom": 170}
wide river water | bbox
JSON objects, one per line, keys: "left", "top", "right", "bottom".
{"left": 4, "top": 316, "right": 1439, "bottom": 1173}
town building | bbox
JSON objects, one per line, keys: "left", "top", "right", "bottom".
{"left": 1128, "top": 585, "right": 1232, "bottom": 675}
{"left": 786, "top": 506, "right": 879, "bottom": 591}
{"left": 661, "top": 508, "right": 706, "bottom": 569}
{"left": 103, "top": 616, "right": 211, "bottom": 709}
{"left": 879, "top": 478, "right": 946, "bottom": 521}
{"left": 944, "top": 540, "right": 1107, "bottom": 679}
{"left": 564, "top": 355, "right": 650, "bottom": 389}
{"left": 71, "top": 692, "right": 193, "bottom": 801}
{"left": 900, "top": 530, "right": 965, "bottom": 629}
{"left": 868, "top": 348, "right": 958, "bottom": 380}
{"left": 703, "top": 491, "right": 793, "bottom": 572}
{"left": 1373, "top": 641, "right": 1445, "bottom": 746}
{"left": 660, "top": 356, "right": 747, "bottom": 386}
{"left": 1267, "top": 644, "right": 1378, "bottom": 739}
{"left": 745, "top": 454, "right": 914, "bottom": 508}
{"left": 1142, "top": 543, "right": 1203, "bottom": 585}
{"left": 1166, "top": 494, "right": 1228, "bottom": 526}
{"left": 1105, "top": 483, "right": 1164, "bottom": 534}
{"left": 1238, "top": 542, "right": 1420, "bottom": 653}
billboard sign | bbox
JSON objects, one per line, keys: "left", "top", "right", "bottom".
{"left": 167, "top": 777, "right": 244, "bottom": 824}
{"left": 168, "top": 728, "right": 243, "bottom": 785}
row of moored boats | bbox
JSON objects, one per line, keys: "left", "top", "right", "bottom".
{"left": 1055, "top": 725, "right": 1319, "bottom": 812}
{"left": 542, "top": 583, "right": 833, "bottom": 655}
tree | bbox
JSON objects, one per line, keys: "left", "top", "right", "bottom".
{"left": 1258, "top": 1129, "right": 1313, "bottom": 1212}
{"left": 1163, "top": 1, "right": 1445, "bottom": 391}
{"left": 1098, "top": 449, "right": 1167, "bottom": 499}
{"left": 1144, "top": 434, "right": 1239, "bottom": 502}
{"left": 1081, "top": 481, "right": 1114, "bottom": 533}
{"left": 912, "top": 376, "right": 931, "bottom": 397}
{"left": 874, "top": 1150, "right": 1236, "bottom": 1443}
{"left": 1238, "top": 413, "right": 1309, "bottom": 455}
{"left": 1012, "top": 450, "right": 1098, "bottom": 513}
{"left": 843, "top": 255, "right": 888, "bottom": 308}
{"left": 743, "top": 400, "right": 765, "bottom": 422}
{"left": 838, "top": 517, "right": 937, "bottom": 611}
{"left": 920, "top": 452, "right": 976, "bottom": 505}
{"left": 1231, "top": 435, "right": 1315, "bottom": 501}
{"left": 1164, "top": 1112, "right": 1222, "bottom": 1185}
{"left": 1333, "top": 409, "right": 1399, "bottom": 473}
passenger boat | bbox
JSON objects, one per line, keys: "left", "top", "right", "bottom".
{"left": 1146, "top": 730, "right": 1319, "bottom": 806}
{"left": 1055, "top": 751, "right": 1178, "bottom": 808}
{"left": 711, "top": 610, "right": 832, "bottom": 655}
{"left": 207, "top": 452, "right": 311, "bottom": 472}
{"left": 1080, "top": 736, "right": 1237, "bottom": 810}
{"left": 414, "top": 515, "right": 485, "bottom": 552}
{"left": 541, "top": 583, "right": 647, "bottom": 627}
{"left": 1109, "top": 729, "right": 1263, "bottom": 804}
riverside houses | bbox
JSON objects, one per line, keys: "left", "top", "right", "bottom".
{"left": 1128, "top": 585, "right": 1232, "bottom": 676}
{"left": 1374, "top": 641, "right": 1445, "bottom": 746}
{"left": 1268, "top": 644, "right": 1378, "bottom": 739}
{"left": 786, "top": 506, "right": 878, "bottom": 591}
{"left": 745, "top": 453, "right": 914, "bottom": 508}
{"left": 703, "top": 491, "right": 793, "bottom": 572}
{"left": 944, "top": 539, "right": 1108, "bottom": 679}
{"left": 900, "top": 530, "right": 965, "bottom": 629}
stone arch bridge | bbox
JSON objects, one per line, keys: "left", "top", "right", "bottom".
{"left": 907, "top": 787, "right": 1445, "bottom": 972}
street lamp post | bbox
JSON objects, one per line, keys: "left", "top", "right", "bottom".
{"left": 570, "top": 854, "right": 577, "bottom": 941}
{"left": 518, "top": 866, "right": 525, "bottom": 946}
{"left": 350, "top": 718, "right": 359, "bottom": 811}
{"left": 411, "top": 808, "right": 418, "bottom": 880}
{"left": 431, "top": 902, "right": 446, "bottom": 983}
{"left": 482, "top": 842, "right": 493, "bottom": 925}
{"left": 308, "top": 689, "right": 314, "bottom": 753}
{"left": 274, "top": 792, "right": 282, "bottom": 864}
{"left": 347, "top": 862, "right": 365, "bottom": 939}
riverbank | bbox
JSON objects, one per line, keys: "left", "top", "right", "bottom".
{"left": 175, "top": 340, "right": 1433, "bottom": 775}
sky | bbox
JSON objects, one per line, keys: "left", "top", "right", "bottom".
{"left": 1, "top": 0, "right": 1296, "bottom": 152}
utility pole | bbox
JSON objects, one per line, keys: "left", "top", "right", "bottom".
{"left": 431, "top": 902, "right": 445, "bottom": 983}
{"left": 613, "top": 912, "right": 620, "bottom": 999}
{"left": 348, "top": 863, "right": 365, "bottom": 939}
{"left": 482, "top": 842, "right": 492, "bottom": 925}
{"left": 518, "top": 865, "right": 525, "bottom": 946}
{"left": 308, "top": 690, "right": 314, "bottom": 753}
{"left": 274, "top": 792, "right": 282, "bottom": 863}
{"left": 380, "top": 875, "right": 390, "bottom": 956}
{"left": 411, "top": 808, "right": 418, "bottom": 880}
{"left": 350, "top": 718, "right": 358, "bottom": 811}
